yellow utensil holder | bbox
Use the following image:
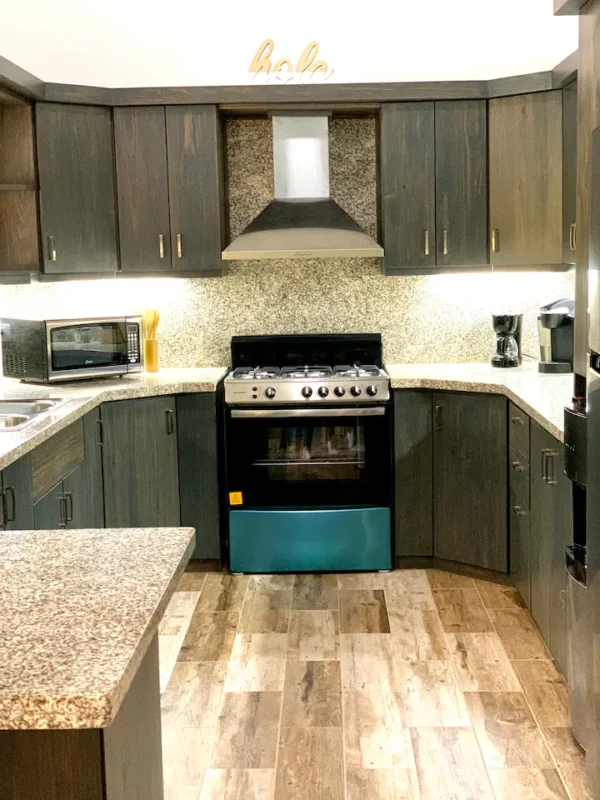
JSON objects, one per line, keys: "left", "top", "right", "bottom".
{"left": 144, "top": 339, "right": 159, "bottom": 372}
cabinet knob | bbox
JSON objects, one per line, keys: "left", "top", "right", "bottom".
{"left": 511, "top": 461, "right": 525, "bottom": 472}
{"left": 513, "top": 505, "right": 527, "bottom": 517}
{"left": 511, "top": 416, "right": 525, "bottom": 427}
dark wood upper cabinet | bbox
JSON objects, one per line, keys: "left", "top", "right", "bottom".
{"left": 166, "top": 105, "right": 226, "bottom": 275}
{"left": 563, "top": 80, "right": 578, "bottom": 266}
{"left": 36, "top": 103, "right": 118, "bottom": 274}
{"left": 380, "top": 102, "right": 436, "bottom": 272}
{"left": 114, "top": 106, "right": 171, "bottom": 272}
{"left": 435, "top": 100, "right": 488, "bottom": 267}
{"left": 433, "top": 392, "right": 508, "bottom": 572}
{"left": 489, "top": 91, "right": 563, "bottom": 267}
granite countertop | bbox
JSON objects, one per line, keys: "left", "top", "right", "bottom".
{"left": 0, "top": 526, "right": 195, "bottom": 730}
{"left": 386, "top": 362, "right": 574, "bottom": 441}
{"left": 0, "top": 367, "right": 228, "bottom": 471}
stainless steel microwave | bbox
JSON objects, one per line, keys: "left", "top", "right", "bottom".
{"left": 1, "top": 316, "right": 143, "bottom": 383}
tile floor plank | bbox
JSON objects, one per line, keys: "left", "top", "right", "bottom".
{"left": 446, "top": 632, "right": 521, "bottom": 691}
{"left": 177, "top": 572, "right": 209, "bottom": 592}
{"left": 543, "top": 727, "right": 593, "bottom": 800}
{"left": 200, "top": 768, "right": 274, "bottom": 800}
{"left": 163, "top": 727, "right": 215, "bottom": 799}
{"left": 384, "top": 586, "right": 436, "bottom": 612}
{"left": 340, "top": 634, "right": 401, "bottom": 691}
{"left": 512, "top": 660, "right": 570, "bottom": 727}
{"left": 384, "top": 569, "right": 431, "bottom": 593}
{"left": 337, "top": 573, "right": 385, "bottom": 589}
{"left": 487, "top": 767, "right": 569, "bottom": 799}
{"left": 340, "top": 589, "right": 391, "bottom": 633}
{"left": 410, "top": 726, "right": 493, "bottom": 799}
{"left": 488, "top": 609, "right": 552, "bottom": 660}
{"left": 474, "top": 580, "right": 526, "bottom": 609}
{"left": 464, "top": 691, "right": 553, "bottom": 768}
{"left": 224, "top": 633, "right": 288, "bottom": 692}
{"left": 343, "top": 689, "right": 414, "bottom": 769}
{"left": 426, "top": 569, "right": 475, "bottom": 589}
{"left": 238, "top": 589, "right": 292, "bottom": 634}
{"left": 293, "top": 574, "right": 339, "bottom": 610}
{"left": 162, "top": 661, "right": 227, "bottom": 728}
{"left": 249, "top": 575, "right": 295, "bottom": 590}
{"left": 389, "top": 610, "right": 450, "bottom": 661}
{"left": 196, "top": 574, "right": 249, "bottom": 613}
{"left": 274, "top": 727, "right": 344, "bottom": 800}
{"left": 432, "top": 588, "right": 494, "bottom": 633}
{"left": 288, "top": 610, "right": 340, "bottom": 661}
{"left": 345, "top": 767, "right": 421, "bottom": 800}
{"left": 399, "top": 661, "right": 470, "bottom": 727}
{"left": 281, "top": 660, "right": 342, "bottom": 727}
{"left": 178, "top": 612, "right": 239, "bottom": 662}
{"left": 211, "top": 692, "right": 281, "bottom": 769}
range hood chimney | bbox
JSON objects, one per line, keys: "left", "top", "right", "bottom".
{"left": 222, "top": 115, "right": 384, "bottom": 261}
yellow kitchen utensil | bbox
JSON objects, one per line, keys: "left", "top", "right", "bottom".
{"left": 143, "top": 309, "right": 160, "bottom": 372}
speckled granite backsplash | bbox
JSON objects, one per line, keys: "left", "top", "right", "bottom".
{"left": 0, "top": 118, "right": 575, "bottom": 367}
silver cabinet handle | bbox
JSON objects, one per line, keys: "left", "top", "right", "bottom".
{"left": 165, "top": 408, "right": 175, "bottom": 435}
{"left": 96, "top": 418, "right": 103, "bottom": 447}
{"left": 491, "top": 228, "right": 499, "bottom": 253}
{"left": 546, "top": 452, "right": 558, "bottom": 486}
{"left": 513, "top": 505, "right": 527, "bottom": 517}
{"left": 231, "top": 407, "right": 386, "bottom": 419}
{"left": 59, "top": 496, "right": 68, "bottom": 528}
{"left": 4, "top": 486, "right": 16, "bottom": 523}
{"left": 176, "top": 233, "right": 183, "bottom": 259}
{"left": 442, "top": 228, "right": 449, "bottom": 256}
{"left": 159, "top": 234, "right": 165, "bottom": 259}
{"left": 64, "top": 492, "right": 73, "bottom": 523}
{"left": 0, "top": 491, "right": 6, "bottom": 529}
{"left": 424, "top": 230, "right": 430, "bottom": 256}
{"left": 434, "top": 405, "right": 443, "bottom": 432}
{"left": 48, "top": 236, "right": 57, "bottom": 262}
{"left": 559, "top": 588, "right": 567, "bottom": 609}
{"left": 570, "top": 223, "right": 577, "bottom": 252}
{"left": 542, "top": 449, "right": 551, "bottom": 482}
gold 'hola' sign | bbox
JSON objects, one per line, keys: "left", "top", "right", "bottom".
{"left": 249, "top": 39, "right": 333, "bottom": 82}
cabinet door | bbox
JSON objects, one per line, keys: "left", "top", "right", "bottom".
{"left": 433, "top": 392, "right": 508, "bottom": 572}
{"left": 33, "top": 482, "right": 65, "bottom": 530}
{"left": 509, "top": 446, "right": 531, "bottom": 607}
{"left": 101, "top": 397, "right": 180, "bottom": 528}
{"left": 114, "top": 107, "right": 172, "bottom": 273}
{"left": 1, "top": 453, "right": 33, "bottom": 530}
{"left": 563, "top": 80, "right": 578, "bottom": 266}
{"left": 36, "top": 103, "right": 118, "bottom": 274}
{"left": 166, "top": 105, "right": 225, "bottom": 275}
{"left": 380, "top": 102, "right": 435, "bottom": 272}
{"left": 548, "top": 440, "right": 572, "bottom": 676}
{"left": 393, "top": 390, "right": 433, "bottom": 556}
{"left": 177, "top": 393, "right": 221, "bottom": 559}
{"left": 489, "top": 91, "right": 563, "bottom": 266}
{"left": 435, "top": 100, "right": 488, "bottom": 267}
{"left": 63, "top": 410, "right": 105, "bottom": 529}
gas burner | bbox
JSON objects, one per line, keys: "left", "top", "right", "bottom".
{"left": 280, "top": 365, "right": 333, "bottom": 379}
{"left": 231, "top": 366, "right": 280, "bottom": 380}
{"left": 334, "top": 364, "right": 383, "bottom": 378}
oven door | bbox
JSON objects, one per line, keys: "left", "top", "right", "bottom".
{"left": 46, "top": 318, "right": 132, "bottom": 381}
{"left": 226, "top": 405, "right": 391, "bottom": 509}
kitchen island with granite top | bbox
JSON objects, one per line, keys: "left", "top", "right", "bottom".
{"left": 0, "top": 526, "right": 195, "bottom": 800}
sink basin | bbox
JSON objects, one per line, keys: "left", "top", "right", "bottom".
{"left": 0, "top": 414, "right": 29, "bottom": 429}
{"left": 0, "top": 399, "right": 66, "bottom": 432}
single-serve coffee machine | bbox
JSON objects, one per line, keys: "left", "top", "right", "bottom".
{"left": 538, "top": 299, "right": 575, "bottom": 374}
{"left": 492, "top": 314, "right": 523, "bottom": 368}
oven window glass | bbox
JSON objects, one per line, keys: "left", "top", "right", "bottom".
{"left": 227, "top": 411, "right": 390, "bottom": 509}
{"left": 50, "top": 323, "right": 128, "bottom": 372}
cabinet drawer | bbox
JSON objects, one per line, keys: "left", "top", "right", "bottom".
{"left": 31, "top": 418, "right": 85, "bottom": 501}
{"left": 509, "top": 402, "right": 530, "bottom": 461}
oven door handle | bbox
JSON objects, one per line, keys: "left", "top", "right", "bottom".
{"left": 230, "top": 407, "right": 387, "bottom": 418}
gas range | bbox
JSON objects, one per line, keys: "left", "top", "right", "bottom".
{"left": 224, "top": 363, "right": 390, "bottom": 405}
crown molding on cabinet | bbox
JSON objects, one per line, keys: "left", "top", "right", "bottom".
{"left": 554, "top": 0, "right": 588, "bottom": 15}
{"left": 0, "top": 51, "right": 578, "bottom": 108}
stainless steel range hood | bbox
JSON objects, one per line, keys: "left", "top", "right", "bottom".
{"left": 222, "top": 115, "right": 383, "bottom": 261}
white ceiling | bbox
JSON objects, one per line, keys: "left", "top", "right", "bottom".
{"left": 1, "top": 0, "right": 578, "bottom": 88}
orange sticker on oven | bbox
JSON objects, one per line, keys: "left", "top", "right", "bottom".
{"left": 229, "top": 491, "right": 243, "bottom": 506}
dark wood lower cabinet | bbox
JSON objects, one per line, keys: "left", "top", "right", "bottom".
{"left": 509, "top": 445, "right": 531, "bottom": 607}
{"left": 101, "top": 396, "right": 180, "bottom": 528}
{"left": 393, "top": 391, "right": 433, "bottom": 556}
{"left": 432, "top": 392, "right": 508, "bottom": 572}
{"left": 1, "top": 453, "right": 33, "bottom": 530}
{"left": 0, "top": 635, "right": 163, "bottom": 800}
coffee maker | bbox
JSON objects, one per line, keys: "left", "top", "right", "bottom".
{"left": 538, "top": 299, "right": 575, "bottom": 373}
{"left": 492, "top": 314, "right": 523, "bottom": 368}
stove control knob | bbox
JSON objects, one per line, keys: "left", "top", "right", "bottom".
{"left": 265, "top": 387, "right": 276, "bottom": 399}
{"left": 301, "top": 386, "right": 313, "bottom": 398}
{"left": 334, "top": 386, "right": 345, "bottom": 397}
{"left": 366, "top": 385, "right": 378, "bottom": 396}
{"left": 351, "top": 385, "right": 362, "bottom": 397}
{"left": 318, "top": 386, "right": 329, "bottom": 398}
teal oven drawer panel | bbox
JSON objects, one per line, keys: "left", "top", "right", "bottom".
{"left": 229, "top": 507, "right": 392, "bottom": 573}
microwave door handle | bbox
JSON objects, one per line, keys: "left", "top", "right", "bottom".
{"left": 230, "top": 407, "right": 387, "bottom": 419}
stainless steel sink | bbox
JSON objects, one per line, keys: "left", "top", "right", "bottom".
{"left": 0, "top": 399, "right": 66, "bottom": 432}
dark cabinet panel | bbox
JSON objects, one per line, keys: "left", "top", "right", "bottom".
{"left": 177, "top": 393, "right": 222, "bottom": 560}
{"left": 508, "top": 402, "right": 530, "bottom": 461}
{"left": 549, "top": 439, "right": 572, "bottom": 676}
{"left": 36, "top": 103, "right": 118, "bottom": 274}
{"left": 393, "top": 390, "right": 433, "bottom": 556}
{"left": 435, "top": 100, "right": 488, "bottom": 267}
{"left": 101, "top": 397, "right": 180, "bottom": 528}
{"left": 509, "top": 445, "right": 531, "bottom": 607}
{"left": 489, "top": 91, "right": 563, "bottom": 266}
{"left": 433, "top": 392, "right": 508, "bottom": 572}
{"left": 166, "top": 105, "right": 226, "bottom": 275}
{"left": 63, "top": 410, "right": 104, "bottom": 529}
{"left": 114, "top": 107, "right": 171, "bottom": 273}
{"left": 1, "top": 454, "right": 33, "bottom": 530}
{"left": 33, "top": 482, "right": 65, "bottom": 530}
{"left": 380, "top": 102, "right": 435, "bottom": 272}
{"left": 563, "top": 80, "right": 578, "bottom": 266}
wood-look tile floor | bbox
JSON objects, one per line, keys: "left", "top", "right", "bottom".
{"left": 158, "top": 568, "right": 590, "bottom": 800}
